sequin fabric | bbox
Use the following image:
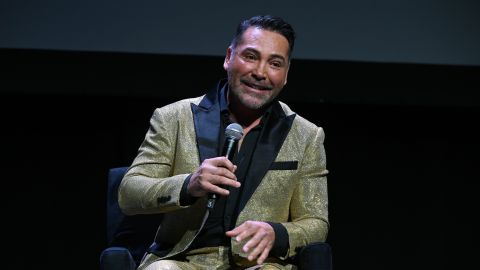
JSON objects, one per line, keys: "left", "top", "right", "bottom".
{"left": 119, "top": 96, "right": 329, "bottom": 266}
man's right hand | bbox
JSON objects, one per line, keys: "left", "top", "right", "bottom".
{"left": 187, "top": 157, "right": 240, "bottom": 197}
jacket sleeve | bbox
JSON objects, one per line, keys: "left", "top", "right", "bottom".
{"left": 118, "top": 106, "right": 191, "bottom": 215}
{"left": 281, "top": 126, "right": 329, "bottom": 258}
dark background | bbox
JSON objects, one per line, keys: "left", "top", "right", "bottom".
{"left": 2, "top": 1, "right": 480, "bottom": 269}
{"left": 1, "top": 48, "right": 478, "bottom": 269}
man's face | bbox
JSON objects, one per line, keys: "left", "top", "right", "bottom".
{"left": 224, "top": 27, "right": 290, "bottom": 111}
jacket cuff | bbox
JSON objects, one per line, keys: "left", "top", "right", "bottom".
{"left": 179, "top": 174, "right": 197, "bottom": 206}
{"left": 267, "top": 222, "right": 289, "bottom": 258}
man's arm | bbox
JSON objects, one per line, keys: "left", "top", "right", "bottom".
{"left": 281, "top": 126, "right": 329, "bottom": 256}
{"left": 118, "top": 106, "right": 189, "bottom": 215}
{"left": 118, "top": 105, "right": 242, "bottom": 216}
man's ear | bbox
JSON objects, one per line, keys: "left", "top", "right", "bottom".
{"left": 283, "top": 62, "right": 290, "bottom": 85}
{"left": 223, "top": 47, "right": 233, "bottom": 71}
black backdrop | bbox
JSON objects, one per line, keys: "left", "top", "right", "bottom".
{"left": 1, "top": 49, "right": 479, "bottom": 269}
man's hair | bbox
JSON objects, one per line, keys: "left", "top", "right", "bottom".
{"left": 231, "top": 15, "right": 296, "bottom": 58}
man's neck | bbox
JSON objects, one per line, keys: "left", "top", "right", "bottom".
{"left": 229, "top": 102, "right": 265, "bottom": 130}
{"left": 228, "top": 107, "right": 263, "bottom": 149}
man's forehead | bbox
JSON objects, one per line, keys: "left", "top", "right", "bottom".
{"left": 238, "top": 27, "right": 287, "bottom": 42}
{"left": 236, "top": 27, "right": 289, "bottom": 56}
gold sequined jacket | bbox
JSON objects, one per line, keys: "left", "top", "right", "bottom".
{"left": 118, "top": 82, "right": 329, "bottom": 266}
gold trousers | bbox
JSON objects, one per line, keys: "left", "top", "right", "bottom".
{"left": 141, "top": 246, "right": 294, "bottom": 270}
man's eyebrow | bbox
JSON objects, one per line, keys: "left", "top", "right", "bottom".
{"left": 242, "top": 47, "right": 286, "bottom": 62}
{"left": 242, "top": 47, "right": 260, "bottom": 55}
{"left": 269, "top": 54, "right": 286, "bottom": 62}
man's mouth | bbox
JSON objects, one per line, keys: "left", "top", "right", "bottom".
{"left": 241, "top": 79, "right": 273, "bottom": 91}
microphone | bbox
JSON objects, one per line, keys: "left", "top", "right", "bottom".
{"left": 206, "top": 123, "right": 244, "bottom": 210}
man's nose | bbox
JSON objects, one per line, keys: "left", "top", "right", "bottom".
{"left": 251, "top": 62, "right": 267, "bottom": 80}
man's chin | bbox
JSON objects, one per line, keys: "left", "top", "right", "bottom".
{"left": 239, "top": 96, "right": 270, "bottom": 111}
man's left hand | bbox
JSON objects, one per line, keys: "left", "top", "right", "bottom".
{"left": 226, "top": 221, "right": 275, "bottom": 265}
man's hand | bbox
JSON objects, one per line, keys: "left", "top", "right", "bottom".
{"left": 188, "top": 157, "right": 240, "bottom": 197}
{"left": 226, "top": 221, "right": 275, "bottom": 265}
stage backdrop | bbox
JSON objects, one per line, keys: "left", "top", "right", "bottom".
{"left": 1, "top": 0, "right": 479, "bottom": 66}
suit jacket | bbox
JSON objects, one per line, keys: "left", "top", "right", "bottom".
{"left": 118, "top": 82, "right": 329, "bottom": 267}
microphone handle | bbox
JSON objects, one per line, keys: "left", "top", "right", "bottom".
{"left": 207, "top": 137, "right": 238, "bottom": 210}
{"left": 222, "top": 137, "right": 237, "bottom": 160}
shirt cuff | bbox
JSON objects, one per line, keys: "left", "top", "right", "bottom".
{"left": 267, "top": 222, "right": 289, "bottom": 258}
{"left": 179, "top": 174, "right": 197, "bottom": 206}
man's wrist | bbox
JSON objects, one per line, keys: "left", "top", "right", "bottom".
{"left": 267, "top": 222, "right": 289, "bottom": 258}
{"left": 179, "top": 174, "right": 197, "bottom": 206}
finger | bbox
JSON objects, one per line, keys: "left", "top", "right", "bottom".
{"left": 256, "top": 244, "right": 272, "bottom": 265}
{"left": 225, "top": 223, "right": 245, "bottom": 237}
{"left": 209, "top": 156, "right": 235, "bottom": 172}
{"left": 243, "top": 229, "right": 266, "bottom": 253}
{"left": 212, "top": 166, "right": 238, "bottom": 182}
{"left": 225, "top": 230, "right": 236, "bottom": 237}
{"left": 236, "top": 225, "right": 256, "bottom": 243}
{"left": 212, "top": 176, "right": 241, "bottom": 189}
{"left": 207, "top": 175, "right": 241, "bottom": 194}
{"left": 247, "top": 238, "right": 268, "bottom": 261}
{"left": 196, "top": 165, "right": 238, "bottom": 188}
{"left": 203, "top": 179, "right": 231, "bottom": 196}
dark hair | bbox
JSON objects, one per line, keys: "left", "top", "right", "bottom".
{"left": 231, "top": 15, "right": 296, "bottom": 59}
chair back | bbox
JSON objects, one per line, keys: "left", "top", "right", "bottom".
{"left": 105, "top": 167, "right": 163, "bottom": 265}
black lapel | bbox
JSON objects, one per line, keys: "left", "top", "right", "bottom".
{"left": 237, "top": 101, "right": 296, "bottom": 213}
{"left": 191, "top": 81, "right": 224, "bottom": 163}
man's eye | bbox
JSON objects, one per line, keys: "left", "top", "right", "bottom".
{"left": 271, "top": 61, "right": 283, "bottom": 68}
{"left": 244, "top": 54, "right": 256, "bottom": 60}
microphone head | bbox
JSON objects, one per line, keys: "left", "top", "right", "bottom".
{"left": 225, "top": 123, "right": 243, "bottom": 140}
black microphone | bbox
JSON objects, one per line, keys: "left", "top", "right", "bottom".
{"left": 206, "top": 123, "right": 244, "bottom": 210}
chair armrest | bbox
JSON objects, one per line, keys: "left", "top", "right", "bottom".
{"left": 295, "top": 242, "right": 332, "bottom": 270}
{"left": 100, "top": 247, "right": 137, "bottom": 270}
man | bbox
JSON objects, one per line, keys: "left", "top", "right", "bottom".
{"left": 118, "top": 15, "right": 329, "bottom": 270}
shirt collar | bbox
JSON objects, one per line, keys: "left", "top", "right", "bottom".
{"left": 219, "top": 84, "right": 229, "bottom": 114}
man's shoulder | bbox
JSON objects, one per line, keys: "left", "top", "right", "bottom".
{"left": 168, "top": 95, "right": 205, "bottom": 107}
{"left": 155, "top": 95, "right": 205, "bottom": 113}
{"left": 278, "top": 101, "right": 321, "bottom": 131}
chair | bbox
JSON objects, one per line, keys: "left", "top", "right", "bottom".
{"left": 100, "top": 167, "right": 163, "bottom": 270}
{"left": 100, "top": 167, "right": 332, "bottom": 270}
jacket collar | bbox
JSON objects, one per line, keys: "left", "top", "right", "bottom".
{"left": 190, "top": 80, "right": 226, "bottom": 163}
